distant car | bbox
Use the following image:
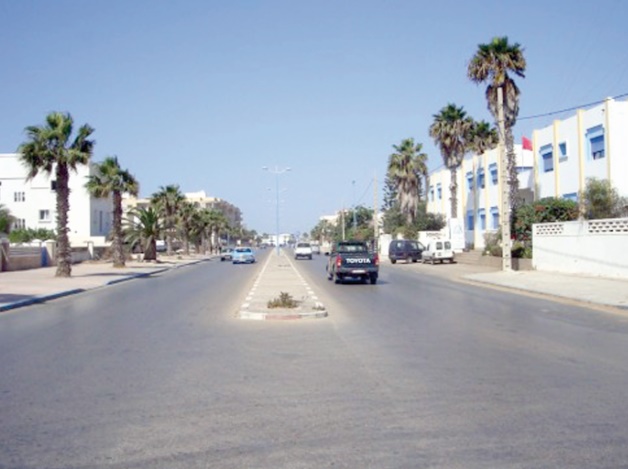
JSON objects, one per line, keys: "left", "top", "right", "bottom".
{"left": 388, "top": 239, "right": 424, "bottom": 264}
{"left": 311, "top": 244, "right": 321, "bottom": 255}
{"left": 156, "top": 240, "right": 167, "bottom": 252}
{"left": 294, "top": 242, "right": 313, "bottom": 260}
{"left": 232, "top": 247, "right": 256, "bottom": 264}
{"left": 220, "top": 247, "right": 233, "bottom": 262}
{"left": 422, "top": 239, "right": 455, "bottom": 264}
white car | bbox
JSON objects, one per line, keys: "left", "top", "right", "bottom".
{"left": 294, "top": 242, "right": 313, "bottom": 260}
{"left": 422, "top": 239, "right": 455, "bottom": 264}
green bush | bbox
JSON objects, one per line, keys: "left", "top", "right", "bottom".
{"left": 513, "top": 198, "right": 579, "bottom": 242}
{"left": 267, "top": 292, "right": 299, "bottom": 309}
{"left": 8, "top": 228, "right": 56, "bottom": 243}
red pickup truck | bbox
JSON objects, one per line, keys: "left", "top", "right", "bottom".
{"left": 326, "top": 240, "right": 379, "bottom": 284}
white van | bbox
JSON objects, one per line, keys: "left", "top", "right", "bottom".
{"left": 422, "top": 239, "right": 455, "bottom": 264}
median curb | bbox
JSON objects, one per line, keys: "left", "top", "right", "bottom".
{"left": 237, "top": 250, "right": 328, "bottom": 320}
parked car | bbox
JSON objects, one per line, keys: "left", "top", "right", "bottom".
{"left": 295, "top": 242, "right": 313, "bottom": 260}
{"left": 326, "top": 240, "right": 379, "bottom": 284}
{"left": 311, "top": 244, "right": 321, "bottom": 255}
{"left": 232, "top": 247, "right": 256, "bottom": 264}
{"left": 422, "top": 239, "right": 455, "bottom": 264}
{"left": 220, "top": 247, "right": 233, "bottom": 262}
{"left": 388, "top": 239, "right": 424, "bottom": 264}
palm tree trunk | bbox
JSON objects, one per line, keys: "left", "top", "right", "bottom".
{"left": 144, "top": 239, "right": 157, "bottom": 261}
{"left": 505, "top": 126, "right": 519, "bottom": 222}
{"left": 449, "top": 167, "right": 458, "bottom": 219}
{"left": 183, "top": 236, "right": 190, "bottom": 256}
{"left": 112, "top": 191, "right": 125, "bottom": 268}
{"left": 55, "top": 163, "right": 72, "bottom": 277}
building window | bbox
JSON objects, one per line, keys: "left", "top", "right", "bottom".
{"left": 429, "top": 186, "right": 434, "bottom": 201}
{"left": 559, "top": 142, "right": 568, "bottom": 162}
{"left": 436, "top": 183, "right": 442, "bottom": 200}
{"left": 14, "top": 192, "right": 26, "bottom": 202}
{"left": 39, "top": 210, "right": 51, "bottom": 222}
{"left": 591, "top": 136, "right": 605, "bottom": 160}
{"left": 466, "top": 172, "right": 474, "bottom": 191}
{"left": 14, "top": 218, "right": 26, "bottom": 229}
{"left": 490, "top": 207, "right": 499, "bottom": 229}
{"left": 489, "top": 163, "right": 498, "bottom": 185}
{"left": 51, "top": 180, "right": 57, "bottom": 191}
{"left": 541, "top": 144, "right": 553, "bottom": 172}
{"left": 477, "top": 168, "right": 485, "bottom": 189}
{"left": 478, "top": 209, "right": 486, "bottom": 230}
{"left": 586, "top": 125, "right": 605, "bottom": 160}
{"left": 466, "top": 210, "right": 474, "bottom": 231}
{"left": 563, "top": 192, "right": 578, "bottom": 202}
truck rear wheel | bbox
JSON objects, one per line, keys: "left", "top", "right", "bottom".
{"left": 369, "top": 273, "right": 378, "bottom": 284}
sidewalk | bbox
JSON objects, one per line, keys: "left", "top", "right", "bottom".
{"left": 2, "top": 251, "right": 627, "bottom": 315}
{"left": 463, "top": 269, "right": 628, "bottom": 310}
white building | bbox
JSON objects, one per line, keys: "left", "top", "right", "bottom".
{"left": 426, "top": 97, "right": 628, "bottom": 250}
{"left": 0, "top": 153, "right": 112, "bottom": 245}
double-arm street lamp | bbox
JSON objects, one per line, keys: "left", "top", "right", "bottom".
{"left": 262, "top": 166, "right": 291, "bottom": 255}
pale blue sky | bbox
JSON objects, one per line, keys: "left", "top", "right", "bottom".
{"left": 1, "top": 0, "right": 627, "bottom": 235}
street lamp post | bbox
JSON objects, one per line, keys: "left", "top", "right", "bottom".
{"left": 262, "top": 166, "right": 291, "bottom": 255}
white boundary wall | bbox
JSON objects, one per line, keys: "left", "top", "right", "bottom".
{"left": 533, "top": 218, "right": 628, "bottom": 279}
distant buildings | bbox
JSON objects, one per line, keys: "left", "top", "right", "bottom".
{"left": 426, "top": 97, "right": 628, "bottom": 249}
{"left": 0, "top": 153, "right": 242, "bottom": 245}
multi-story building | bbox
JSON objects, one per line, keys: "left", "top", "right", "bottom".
{"left": 0, "top": 153, "right": 112, "bottom": 244}
{"left": 426, "top": 97, "right": 628, "bottom": 249}
{"left": 123, "top": 190, "right": 242, "bottom": 229}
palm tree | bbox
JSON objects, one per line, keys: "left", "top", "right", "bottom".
{"left": 85, "top": 156, "right": 139, "bottom": 268}
{"left": 206, "top": 209, "right": 230, "bottom": 252}
{"left": 468, "top": 36, "right": 526, "bottom": 214}
{"left": 0, "top": 204, "right": 14, "bottom": 236}
{"left": 468, "top": 120, "right": 499, "bottom": 156}
{"left": 18, "top": 112, "right": 95, "bottom": 277}
{"left": 429, "top": 104, "right": 474, "bottom": 218}
{"left": 387, "top": 138, "right": 429, "bottom": 225}
{"left": 151, "top": 184, "right": 184, "bottom": 256}
{"left": 124, "top": 207, "right": 162, "bottom": 261}
{"left": 176, "top": 200, "right": 197, "bottom": 256}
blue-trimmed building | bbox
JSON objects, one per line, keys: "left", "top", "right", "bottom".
{"left": 426, "top": 97, "right": 628, "bottom": 249}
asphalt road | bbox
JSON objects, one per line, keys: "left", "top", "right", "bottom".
{"left": 1, "top": 251, "right": 628, "bottom": 468}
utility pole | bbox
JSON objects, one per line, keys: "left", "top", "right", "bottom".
{"left": 341, "top": 205, "right": 346, "bottom": 241}
{"left": 352, "top": 180, "right": 357, "bottom": 231}
{"left": 373, "top": 173, "right": 378, "bottom": 252}
{"left": 497, "top": 87, "right": 512, "bottom": 271}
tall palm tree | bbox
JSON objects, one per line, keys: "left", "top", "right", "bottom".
{"left": 468, "top": 36, "right": 526, "bottom": 214}
{"left": 151, "top": 184, "right": 184, "bottom": 256}
{"left": 387, "top": 138, "right": 429, "bottom": 225}
{"left": 85, "top": 156, "right": 139, "bottom": 268}
{"left": 124, "top": 206, "right": 162, "bottom": 261}
{"left": 206, "top": 208, "right": 230, "bottom": 251}
{"left": 18, "top": 112, "right": 95, "bottom": 277}
{"left": 429, "top": 104, "right": 474, "bottom": 218}
{"left": 468, "top": 120, "right": 499, "bottom": 156}
{"left": 176, "top": 200, "right": 197, "bottom": 256}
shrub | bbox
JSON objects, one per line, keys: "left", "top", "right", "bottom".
{"left": 8, "top": 228, "right": 56, "bottom": 244}
{"left": 513, "top": 197, "right": 579, "bottom": 242}
{"left": 267, "top": 292, "right": 299, "bottom": 309}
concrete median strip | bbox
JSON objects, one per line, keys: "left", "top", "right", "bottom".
{"left": 238, "top": 250, "right": 327, "bottom": 320}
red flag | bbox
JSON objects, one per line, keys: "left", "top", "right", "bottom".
{"left": 522, "top": 136, "right": 533, "bottom": 151}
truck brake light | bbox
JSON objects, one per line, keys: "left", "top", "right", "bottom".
{"left": 336, "top": 255, "right": 342, "bottom": 268}
{"left": 374, "top": 253, "right": 379, "bottom": 266}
